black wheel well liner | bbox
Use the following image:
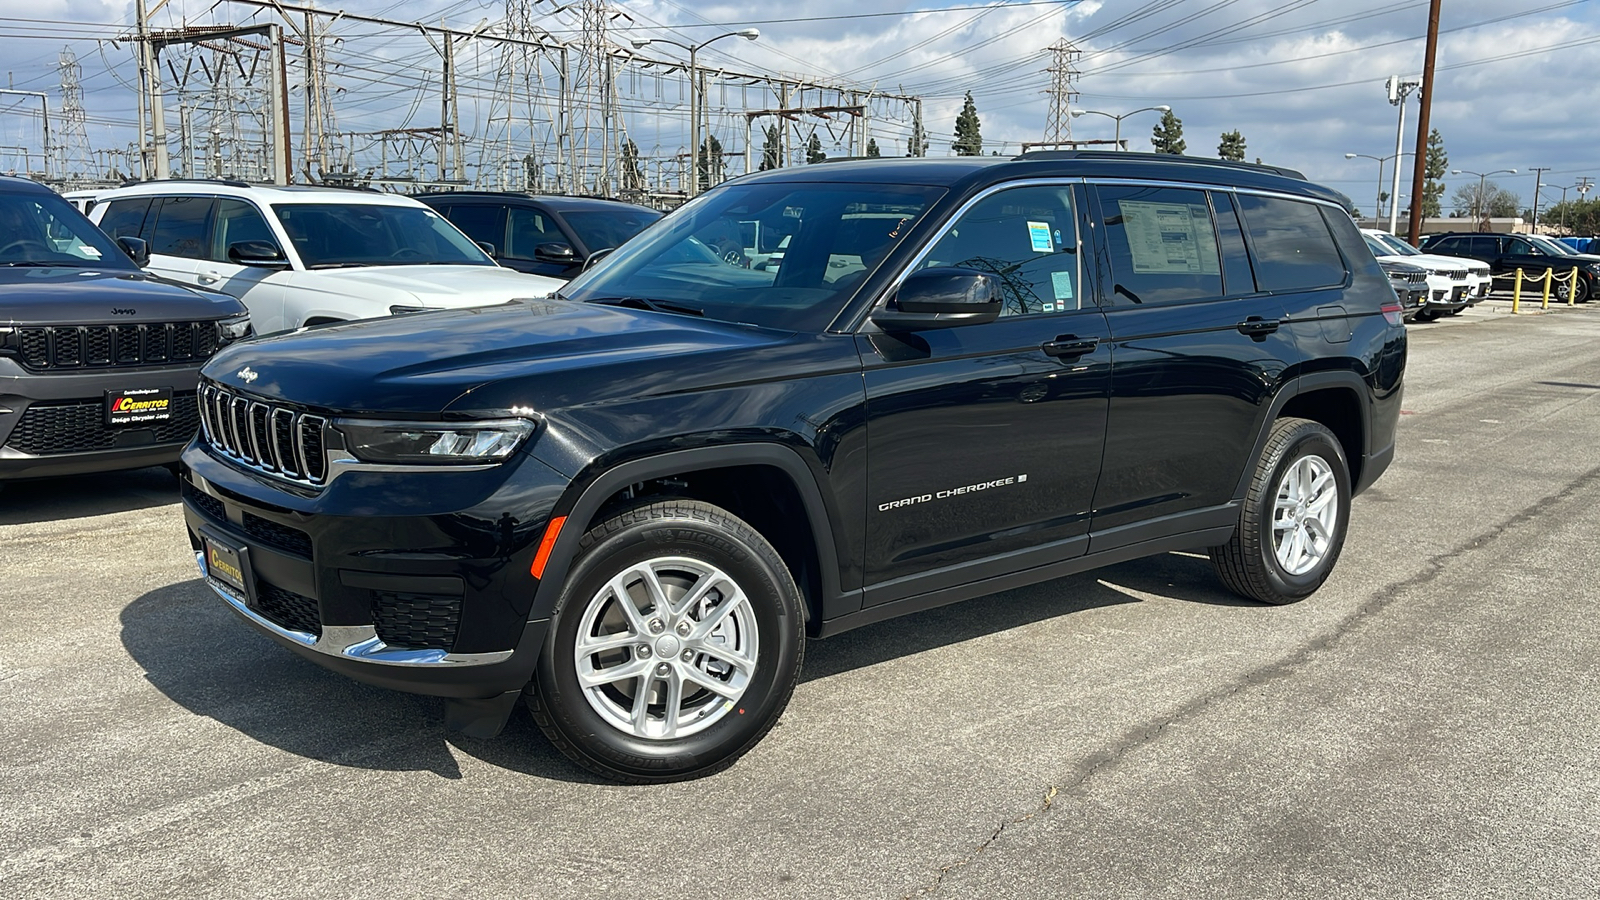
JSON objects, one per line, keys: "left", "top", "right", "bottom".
{"left": 529, "top": 444, "right": 848, "bottom": 633}
{"left": 1237, "top": 372, "right": 1369, "bottom": 499}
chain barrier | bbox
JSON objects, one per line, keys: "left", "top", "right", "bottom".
{"left": 1501, "top": 266, "right": 1581, "bottom": 312}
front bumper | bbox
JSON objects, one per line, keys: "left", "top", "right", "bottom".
{"left": 181, "top": 439, "right": 570, "bottom": 699}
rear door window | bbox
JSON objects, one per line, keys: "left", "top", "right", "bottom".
{"left": 148, "top": 196, "right": 215, "bottom": 258}
{"left": 97, "top": 197, "right": 153, "bottom": 240}
{"left": 1469, "top": 236, "right": 1501, "bottom": 256}
{"left": 442, "top": 204, "right": 508, "bottom": 256}
{"left": 1235, "top": 193, "right": 1347, "bottom": 292}
{"left": 1097, "top": 184, "right": 1222, "bottom": 306}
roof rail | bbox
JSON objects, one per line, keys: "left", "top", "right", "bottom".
{"left": 117, "top": 177, "right": 253, "bottom": 188}
{"left": 1011, "top": 150, "right": 1307, "bottom": 181}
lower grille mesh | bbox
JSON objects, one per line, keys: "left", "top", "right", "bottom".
{"left": 372, "top": 592, "right": 462, "bottom": 650}
{"left": 4, "top": 394, "right": 200, "bottom": 456}
{"left": 255, "top": 582, "right": 322, "bottom": 637}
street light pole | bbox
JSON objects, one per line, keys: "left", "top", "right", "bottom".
{"left": 1070, "top": 105, "right": 1169, "bottom": 151}
{"left": 633, "top": 29, "right": 759, "bottom": 198}
{"left": 1452, "top": 167, "right": 1517, "bottom": 228}
{"left": 1344, "top": 152, "right": 1413, "bottom": 226}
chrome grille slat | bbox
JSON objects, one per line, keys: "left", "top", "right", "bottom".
{"left": 200, "top": 382, "right": 328, "bottom": 487}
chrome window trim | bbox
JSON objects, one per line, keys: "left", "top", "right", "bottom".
{"left": 859, "top": 177, "right": 1088, "bottom": 331}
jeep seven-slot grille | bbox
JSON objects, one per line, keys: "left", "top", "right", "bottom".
{"left": 16, "top": 322, "right": 222, "bottom": 372}
{"left": 1444, "top": 268, "right": 1467, "bottom": 281}
{"left": 4, "top": 394, "right": 200, "bottom": 456}
{"left": 198, "top": 383, "right": 328, "bottom": 486}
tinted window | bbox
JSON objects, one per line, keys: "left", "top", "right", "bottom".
{"left": 272, "top": 203, "right": 493, "bottom": 268}
{"left": 1235, "top": 193, "right": 1346, "bottom": 292}
{"left": 97, "top": 197, "right": 152, "bottom": 240}
{"left": 0, "top": 191, "right": 138, "bottom": 269}
{"left": 506, "top": 208, "right": 557, "bottom": 260}
{"left": 914, "top": 184, "right": 1080, "bottom": 316}
{"left": 562, "top": 208, "right": 662, "bottom": 255}
{"left": 1212, "top": 192, "right": 1257, "bottom": 296}
{"left": 209, "top": 199, "right": 279, "bottom": 261}
{"left": 148, "top": 196, "right": 214, "bottom": 258}
{"left": 1468, "top": 236, "right": 1500, "bottom": 256}
{"left": 442, "top": 204, "right": 507, "bottom": 255}
{"left": 1099, "top": 184, "right": 1222, "bottom": 306}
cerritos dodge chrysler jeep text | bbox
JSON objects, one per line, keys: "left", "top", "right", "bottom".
{"left": 181, "top": 153, "right": 1405, "bottom": 782}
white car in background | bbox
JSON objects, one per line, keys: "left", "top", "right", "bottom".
{"left": 1362, "top": 228, "right": 1492, "bottom": 313}
{"left": 85, "top": 181, "right": 564, "bottom": 334}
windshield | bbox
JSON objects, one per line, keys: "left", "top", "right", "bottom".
{"left": 560, "top": 181, "right": 944, "bottom": 331}
{"left": 1363, "top": 235, "right": 1394, "bottom": 258}
{"left": 1373, "top": 233, "right": 1421, "bottom": 256}
{"left": 562, "top": 208, "right": 662, "bottom": 254}
{"left": 1528, "top": 235, "right": 1578, "bottom": 256}
{"left": 272, "top": 203, "right": 494, "bottom": 269}
{"left": 1, "top": 191, "right": 138, "bottom": 269}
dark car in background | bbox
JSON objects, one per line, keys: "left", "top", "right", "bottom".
{"left": 0, "top": 175, "right": 250, "bottom": 483}
{"left": 1421, "top": 231, "right": 1600, "bottom": 303}
{"left": 417, "top": 193, "right": 662, "bottom": 279}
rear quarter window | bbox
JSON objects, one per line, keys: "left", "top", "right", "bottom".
{"left": 1236, "top": 193, "right": 1347, "bottom": 292}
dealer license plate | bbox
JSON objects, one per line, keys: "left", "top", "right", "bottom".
{"left": 105, "top": 387, "right": 173, "bottom": 427}
{"left": 204, "top": 537, "right": 248, "bottom": 595}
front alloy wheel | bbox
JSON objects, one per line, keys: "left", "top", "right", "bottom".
{"left": 529, "top": 500, "right": 803, "bottom": 783}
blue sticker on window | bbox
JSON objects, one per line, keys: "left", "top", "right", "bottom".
{"left": 1027, "top": 221, "right": 1053, "bottom": 253}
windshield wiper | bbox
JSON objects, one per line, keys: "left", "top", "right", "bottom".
{"left": 3, "top": 261, "right": 85, "bottom": 268}
{"left": 586, "top": 296, "right": 704, "bottom": 317}
{"left": 306, "top": 262, "right": 372, "bottom": 270}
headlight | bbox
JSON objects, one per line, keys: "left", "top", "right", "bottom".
{"left": 1586, "top": 263, "right": 1600, "bottom": 274}
{"left": 0, "top": 326, "right": 15, "bottom": 355}
{"left": 218, "top": 314, "right": 252, "bottom": 344}
{"left": 334, "top": 418, "right": 536, "bottom": 464}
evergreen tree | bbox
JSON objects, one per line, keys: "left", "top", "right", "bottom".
{"left": 866, "top": 138, "right": 881, "bottom": 158}
{"left": 805, "top": 133, "right": 826, "bottom": 164}
{"left": 619, "top": 138, "right": 645, "bottom": 193}
{"left": 1217, "top": 129, "right": 1245, "bottom": 162}
{"left": 759, "top": 125, "right": 781, "bottom": 171}
{"left": 697, "top": 133, "right": 723, "bottom": 191}
{"left": 952, "top": 92, "right": 983, "bottom": 156}
{"left": 1150, "top": 109, "right": 1185, "bottom": 155}
{"left": 1422, "top": 128, "right": 1448, "bottom": 218}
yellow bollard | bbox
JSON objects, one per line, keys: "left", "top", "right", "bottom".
{"left": 1572, "top": 267, "right": 1581, "bottom": 307}
{"left": 1513, "top": 267, "right": 1523, "bottom": 313}
{"left": 1543, "top": 268, "right": 1554, "bottom": 309}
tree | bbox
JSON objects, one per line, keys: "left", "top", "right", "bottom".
{"left": 697, "top": 133, "right": 723, "bottom": 191}
{"left": 952, "top": 92, "right": 983, "bottom": 156}
{"left": 1544, "top": 197, "right": 1600, "bottom": 235}
{"left": 758, "top": 125, "right": 781, "bottom": 171}
{"left": 1450, "top": 180, "right": 1520, "bottom": 221}
{"left": 805, "top": 133, "right": 826, "bottom": 164}
{"left": 619, "top": 138, "right": 645, "bottom": 194}
{"left": 1217, "top": 129, "right": 1246, "bottom": 161}
{"left": 1150, "top": 109, "right": 1185, "bottom": 155}
{"left": 907, "top": 112, "right": 929, "bottom": 157}
{"left": 866, "top": 138, "right": 881, "bottom": 158}
{"left": 1421, "top": 128, "right": 1448, "bottom": 218}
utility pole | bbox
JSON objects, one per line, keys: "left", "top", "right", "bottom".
{"left": 1385, "top": 74, "right": 1420, "bottom": 235}
{"left": 1529, "top": 166, "right": 1549, "bottom": 232}
{"left": 1406, "top": 0, "right": 1442, "bottom": 245}
{"left": 1042, "top": 38, "right": 1081, "bottom": 145}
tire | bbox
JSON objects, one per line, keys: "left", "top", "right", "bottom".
{"left": 1556, "top": 275, "right": 1589, "bottom": 304}
{"left": 1210, "top": 418, "right": 1351, "bottom": 605}
{"left": 1445, "top": 306, "right": 1465, "bottom": 316}
{"left": 1414, "top": 309, "right": 1439, "bottom": 322}
{"left": 528, "top": 500, "right": 804, "bottom": 783}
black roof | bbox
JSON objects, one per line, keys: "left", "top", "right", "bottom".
{"left": 416, "top": 192, "right": 659, "bottom": 214}
{"left": 0, "top": 175, "right": 53, "bottom": 195}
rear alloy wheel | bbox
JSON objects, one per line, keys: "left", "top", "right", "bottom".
{"left": 528, "top": 500, "right": 803, "bottom": 783}
{"left": 1555, "top": 274, "right": 1589, "bottom": 304}
{"left": 1210, "top": 417, "right": 1351, "bottom": 605}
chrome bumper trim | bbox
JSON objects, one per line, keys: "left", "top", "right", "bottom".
{"left": 195, "top": 551, "right": 514, "bottom": 668}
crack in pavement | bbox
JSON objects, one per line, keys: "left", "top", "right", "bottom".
{"left": 904, "top": 456, "right": 1600, "bottom": 899}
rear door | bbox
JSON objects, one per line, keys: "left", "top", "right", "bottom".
{"left": 142, "top": 195, "right": 215, "bottom": 285}
{"left": 1087, "top": 183, "right": 1307, "bottom": 545}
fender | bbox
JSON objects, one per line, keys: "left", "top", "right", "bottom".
{"left": 526, "top": 442, "right": 856, "bottom": 629}
{"left": 1233, "top": 369, "right": 1374, "bottom": 500}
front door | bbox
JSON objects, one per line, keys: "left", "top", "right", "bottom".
{"left": 860, "top": 182, "right": 1111, "bottom": 603}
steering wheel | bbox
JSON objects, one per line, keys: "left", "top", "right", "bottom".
{"left": 721, "top": 248, "right": 749, "bottom": 268}
{"left": 0, "top": 239, "right": 50, "bottom": 257}
{"left": 389, "top": 247, "right": 424, "bottom": 260}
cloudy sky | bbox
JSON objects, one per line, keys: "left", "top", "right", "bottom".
{"left": 0, "top": 0, "right": 1595, "bottom": 216}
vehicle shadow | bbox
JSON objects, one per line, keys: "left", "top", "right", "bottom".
{"left": 1, "top": 465, "right": 179, "bottom": 525}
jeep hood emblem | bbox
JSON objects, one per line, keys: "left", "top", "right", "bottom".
{"left": 237, "top": 366, "right": 259, "bottom": 383}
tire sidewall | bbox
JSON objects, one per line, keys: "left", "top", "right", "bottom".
{"left": 1252, "top": 425, "right": 1351, "bottom": 599}
{"left": 537, "top": 508, "right": 802, "bottom": 779}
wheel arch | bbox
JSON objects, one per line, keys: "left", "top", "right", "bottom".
{"left": 1236, "top": 372, "right": 1370, "bottom": 500}
{"left": 529, "top": 444, "right": 847, "bottom": 634}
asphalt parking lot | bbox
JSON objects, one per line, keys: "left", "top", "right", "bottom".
{"left": 4, "top": 297, "right": 1600, "bottom": 898}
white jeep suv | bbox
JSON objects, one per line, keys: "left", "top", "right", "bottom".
{"left": 1362, "top": 228, "right": 1491, "bottom": 313}
{"left": 87, "top": 181, "right": 564, "bottom": 334}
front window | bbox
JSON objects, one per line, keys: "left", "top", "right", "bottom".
{"left": 560, "top": 208, "right": 663, "bottom": 254}
{"left": 1374, "top": 233, "right": 1422, "bottom": 256}
{"left": 0, "top": 191, "right": 139, "bottom": 269}
{"left": 1528, "top": 235, "right": 1577, "bottom": 256}
{"left": 560, "top": 182, "right": 942, "bottom": 331}
{"left": 272, "top": 203, "right": 494, "bottom": 269}
{"left": 913, "top": 184, "right": 1081, "bottom": 316}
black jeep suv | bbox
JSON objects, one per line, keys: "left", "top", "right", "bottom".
{"left": 1, "top": 176, "right": 250, "bottom": 482}
{"left": 1421, "top": 231, "right": 1600, "bottom": 303}
{"left": 180, "top": 153, "right": 1405, "bottom": 782}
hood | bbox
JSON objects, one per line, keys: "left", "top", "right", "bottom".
{"left": 202, "top": 298, "right": 802, "bottom": 416}
{"left": 1405, "top": 254, "right": 1489, "bottom": 273}
{"left": 310, "top": 265, "right": 563, "bottom": 306}
{"left": 0, "top": 267, "right": 246, "bottom": 326}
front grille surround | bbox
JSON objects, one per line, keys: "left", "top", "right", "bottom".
{"left": 198, "top": 383, "right": 328, "bottom": 487}
{"left": 15, "top": 321, "right": 224, "bottom": 372}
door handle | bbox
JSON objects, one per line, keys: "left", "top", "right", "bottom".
{"left": 1236, "top": 316, "right": 1281, "bottom": 337}
{"left": 1042, "top": 335, "right": 1099, "bottom": 359}
{"left": 198, "top": 270, "right": 220, "bottom": 284}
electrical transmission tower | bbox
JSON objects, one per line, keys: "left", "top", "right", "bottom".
{"left": 1042, "top": 38, "right": 1081, "bottom": 144}
{"left": 571, "top": 0, "right": 620, "bottom": 195}
{"left": 55, "top": 47, "right": 94, "bottom": 183}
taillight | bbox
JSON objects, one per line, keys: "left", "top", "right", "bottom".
{"left": 1381, "top": 303, "right": 1404, "bottom": 326}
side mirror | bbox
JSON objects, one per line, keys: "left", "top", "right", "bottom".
{"left": 476, "top": 240, "right": 498, "bottom": 257}
{"left": 228, "top": 240, "right": 289, "bottom": 268}
{"left": 534, "top": 241, "right": 578, "bottom": 264}
{"left": 582, "top": 246, "right": 615, "bottom": 271}
{"left": 116, "top": 235, "right": 150, "bottom": 268}
{"left": 871, "top": 267, "right": 1004, "bottom": 330}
